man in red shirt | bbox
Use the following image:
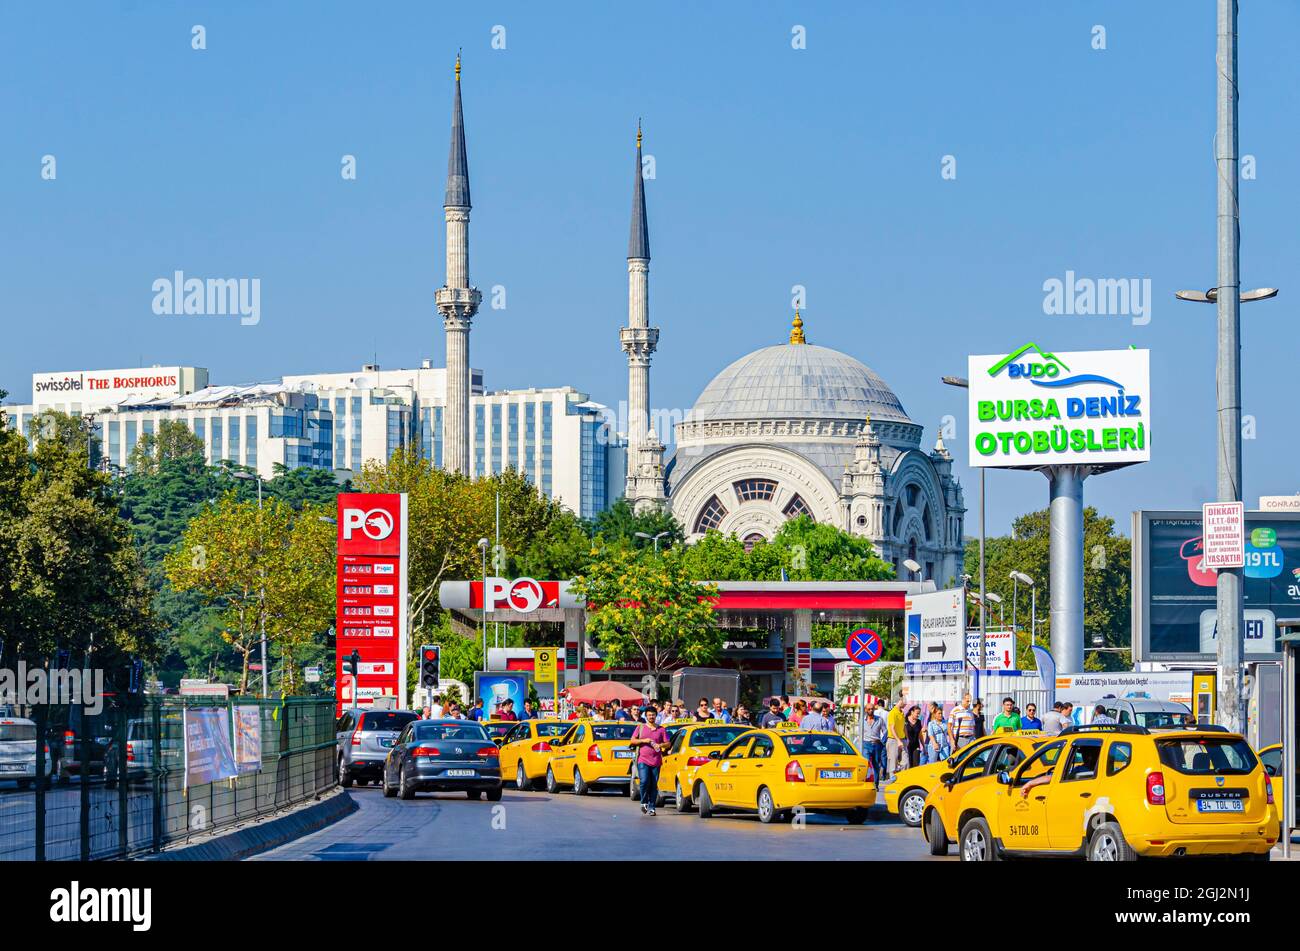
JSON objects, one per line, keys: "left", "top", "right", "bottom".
{"left": 496, "top": 699, "right": 519, "bottom": 722}
{"left": 629, "top": 717, "right": 672, "bottom": 816}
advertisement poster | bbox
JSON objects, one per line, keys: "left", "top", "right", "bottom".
{"left": 968, "top": 345, "right": 1151, "bottom": 469}
{"left": 233, "top": 705, "right": 262, "bottom": 775}
{"left": 335, "top": 492, "right": 408, "bottom": 715}
{"left": 1135, "top": 511, "right": 1299, "bottom": 660}
{"left": 472, "top": 672, "right": 529, "bottom": 718}
{"left": 183, "top": 707, "right": 238, "bottom": 788}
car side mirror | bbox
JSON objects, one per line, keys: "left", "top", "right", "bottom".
{"left": 939, "top": 772, "right": 954, "bottom": 785}
{"left": 996, "top": 770, "right": 1011, "bottom": 786}
{"left": 708, "top": 750, "right": 722, "bottom": 759}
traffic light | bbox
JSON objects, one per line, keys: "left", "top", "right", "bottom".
{"left": 342, "top": 649, "right": 361, "bottom": 677}
{"left": 420, "top": 645, "right": 440, "bottom": 690}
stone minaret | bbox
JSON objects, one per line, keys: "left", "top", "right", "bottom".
{"left": 620, "top": 124, "right": 666, "bottom": 511}
{"left": 435, "top": 54, "right": 481, "bottom": 476}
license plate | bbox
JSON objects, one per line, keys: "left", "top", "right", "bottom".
{"left": 1196, "top": 799, "right": 1243, "bottom": 813}
{"left": 379, "top": 738, "right": 395, "bottom": 747}
{"left": 614, "top": 750, "right": 634, "bottom": 759}
{"left": 819, "top": 769, "right": 852, "bottom": 780}
{"left": 446, "top": 769, "right": 475, "bottom": 778}
{"left": 0, "top": 764, "right": 23, "bottom": 772}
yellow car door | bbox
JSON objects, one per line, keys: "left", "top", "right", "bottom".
{"left": 1045, "top": 737, "right": 1107, "bottom": 851}
{"left": 555, "top": 724, "right": 582, "bottom": 783}
{"left": 930, "top": 741, "right": 1002, "bottom": 831}
{"left": 996, "top": 739, "right": 1066, "bottom": 852}
{"left": 498, "top": 723, "right": 527, "bottom": 782}
{"left": 710, "top": 735, "right": 756, "bottom": 807}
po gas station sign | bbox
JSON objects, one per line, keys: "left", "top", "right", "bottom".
{"left": 335, "top": 493, "right": 408, "bottom": 714}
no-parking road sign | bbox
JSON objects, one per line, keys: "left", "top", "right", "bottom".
{"left": 846, "top": 628, "right": 883, "bottom": 665}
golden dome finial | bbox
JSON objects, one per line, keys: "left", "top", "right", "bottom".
{"left": 637, "top": 119, "right": 642, "bottom": 150}
{"left": 789, "top": 309, "right": 806, "bottom": 345}
{"left": 455, "top": 51, "right": 461, "bottom": 81}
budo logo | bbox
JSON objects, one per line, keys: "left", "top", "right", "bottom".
{"left": 342, "top": 507, "right": 394, "bottom": 541}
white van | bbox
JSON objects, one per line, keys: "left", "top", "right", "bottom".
{"left": 0, "top": 717, "right": 39, "bottom": 789}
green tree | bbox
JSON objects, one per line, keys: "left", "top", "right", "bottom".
{"left": 571, "top": 546, "right": 721, "bottom": 676}
{"left": 677, "top": 517, "right": 894, "bottom": 585}
{"left": 965, "top": 506, "right": 1130, "bottom": 671}
{"left": 127, "top": 419, "right": 205, "bottom": 475}
{"left": 588, "top": 499, "right": 683, "bottom": 551}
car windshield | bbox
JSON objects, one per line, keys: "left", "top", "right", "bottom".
{"left": 1157, "top": 737, "right": 1257, "bottom": 775}
{"left": 0, "top": 723, "right": 36, "bottom": 742}
{"left": 535, "top": 722, "right": 571, "bottom": 737}
{"left": 362, "top": 712, "right": 418, "bottom": 733}
{"left": 592, "top": 724, "right": 638, "bottom": 741}
{"left": 414, "top": 723, "right": 490, "bottom": 742}
{"left": 780, "top": 734, "right": 855, "bottom": 756}
{"left": 1135, "top": 711, "right": 1186, "bottom": 729}
{"left": 690, "top": 726, "right": 751, "bottom": 746}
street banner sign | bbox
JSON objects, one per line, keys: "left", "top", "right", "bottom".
{"left": 1202, "top": 501, "right": 1245, "bottom": 569}
{"left": 335, "top": 493, "right": 408, "bottom": 715}
{"left": 846, "top": 628, "right": 883, "bottom": 665}
{"left": 534, "top": 647, "right": 557, "bottom": 681}
{"left": 965, "top": 629, "right": 1016, "bottom": 671}
{"left": 967, "top": 345, "right": 1151, "bottom": 470}
{"left": 905, "top": 588, "right": 966, "bottom": 675}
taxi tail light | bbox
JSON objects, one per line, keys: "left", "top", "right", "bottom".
{"left": 687, "top": 756, "right": 711, "bottom": 767}
{"left": 530, "top": 742, "right": 552, "bottom": 753}
{"left": 587, "top": 744, "right": 603, "bottom": 762}
{"left": 785, "top": 760, "right": 805, "bottom": 783}
{"left": 1264, "top": 773, "right": 1274, "bottom": 806}
{"left": 477, "top": 746, "right": 500, "bottom": 757}
{"left": 412, "top": 746, "right": 440, "bottom": 757}
{"left": 1146, "top": 770, "right": 1165, "bottom": 805}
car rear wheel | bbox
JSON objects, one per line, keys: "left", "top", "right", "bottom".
{"left": 546, "top": 767, "right": 558, "bottom": 794}
{"left": 398, "top": 766, "right": 415, "bottom": 800}
{"left": 1088, "top": 821, "right": 1136, "bottom": 862}
{"left": 466, "top": 789, "right": 483, "bottom": 800}
{"left": 757, "top": 787, "right": 778, "bottom": 824}
{"left": 486, "top": 786, "right": 503, "bottom": 802}
{"left": 926, "top": 810, "right": 948, "bottom": 856}
{"left": 338, "top": 758, "right": 353, "bottom": 788}
{"left": 960, "top": 817, "right": 998, "bottom": 862}
{"left": 674, "top": 778, "right": 690, "bottom": 813}
{"left": 697, "top": 783, "right": 714, "bottom": 819}
{"left": 515, "top": 763, "right": 529, "bottom": 791}
{"left": 900, "top": 788, "right": 926, "bottom": 827}
{"left": 845, "top": 808, "right": 869, "bottom": 825}
{"left": 574, "top": 769, "right": 589, "bottom": 796}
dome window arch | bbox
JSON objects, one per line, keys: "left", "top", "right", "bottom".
{"left": 783, "top": 494, "right": 812, "bottom": 520}
{"left": 734, "top": 478, "right": 778, "bottom": 503}
{"left": 693, "top": 495, "right": 728, "bottom": 534}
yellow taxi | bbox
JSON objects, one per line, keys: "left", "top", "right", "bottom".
{"left": 689, "top": 720, "right": 875, "bottom": 824}
{"left": 1259, "top": 743, "right": 1288, "bottom": 838}
{"left": 632, "top": 719, "right": 754, "bottom": 811}
{"left": 917, "top": 732, "right": 1050, "bottom": 853}
{"left": 481, "top": 721, "right": 516, "bottom": 747}
{"left": 928, "top": 725, "right": 1277, "bottom": 861}
{"left": 496, "top": 719, "right": 574, "bottom": 791}
{"left": 544, "top": 720, "right": 640, "bottom": 795}
{"left": 883, "top": 733, "right": 1007, "bottom": 827}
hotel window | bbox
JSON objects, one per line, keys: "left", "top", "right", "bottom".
{"left": 334, "top": 397, "right": 346, "bottom": 464}
{"left": 227, "top": 416, "right": 240, "bottom": 463}
{"left": 420, "top": 407, "right": 432, "bottom": 461}
{"left": 125, "top": 421, "right": 138, "bottom": 462}
{"left": 783, "top": 494, "right": 812, "bottom": 520}
{"left": 350, "top": 397, "right": 362, "bottom": 471}
{"left": 108, "top": 420, "right": 121, "bottom": 467}
{"left": 734, "top": 479, "right": 778, "bottom": 503}
{"left": 693, "top": 495, "right": 728, "bottom": 534}
{"left": 474, "top": 405, "right": 485, "bottom": 477}
{"left": 491, "top": 404, "right": 502, "bottom": 474}
{"left": 540, "top": 402, "right": 552, "bottom": 496}
{"left": 142, "top": 419, "right": 154, "bottom": 439}
{"left": 270, "top": 413, "right": 302, "bottom": 439}
{"left": 507, "top": 404, "right": 518, "bottom": 471}
{"left": 245, "top": 415, "right": 258, "bottom": 468}
{"left": 193, "top": 417, "right": 206, "bottom": 459}
{"left": 524, "top": 403, "right": 536, "bottom": 483}
{"left": 211, "top": 417, "right": 223, "bottom": 461}
{"left": 433, "top": 406, "right": 443, "bottom": 469}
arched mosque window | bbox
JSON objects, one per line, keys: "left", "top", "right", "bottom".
{"left": 694, "top": 495, "right": 728, "bottom": 534}
{"left": 734, "top": 479, "right": 778, "bottom": 502}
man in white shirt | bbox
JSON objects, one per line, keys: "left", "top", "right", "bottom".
{"left": 429, "top": 695, "right": 444, "bottom": 719}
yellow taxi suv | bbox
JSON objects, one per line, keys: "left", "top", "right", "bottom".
{"left": 497, "top": 719, "right": 574, "bottom": 791}
{"left": 1258, "top": 743, "right": 1290, "bottom": 840}
{"left": 544, "top": 720, "right": 640, "bottom": 795}
{"left": 883, "top": 732, "right": 1038, "bottom": 827}
{"left": 928, "top": 724, "right": 1277, "bottom": 862}
{"left": 918, "top": 732, "right": 1050, "bottom": 854}
{"left": 636, "top": 719, "right": 754, "bottom": 811}
{"left": 690, "top": 721, "right": 875, "bottom": 825}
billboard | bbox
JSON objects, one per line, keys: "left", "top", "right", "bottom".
{"left": 30, "top": 366, "right": 205, "bottom": 408}
{"left": 905, "top": 588, "right": 966, "bottom": 675}
{"left": 472, "top": 672, "right": 529, "bottom": 718}
{"left": 183, "top": 707, "right": 238, "bottom": 788}
{"left": 1132, "top": 510, "right": 1300, "bottom": 661}
{"left": 335, "top": 493, "right": 408, "bottom": 714}
{"left": 968, "top": 345, "right": 1150, "bottom": 469}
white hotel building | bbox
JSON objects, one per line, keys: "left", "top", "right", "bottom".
{"left": 4, "top": 363, "right": 626, "bottom": 519}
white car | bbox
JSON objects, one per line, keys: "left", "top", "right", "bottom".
{"left": 1095, "top": 698, "right": 1192, "bottom": 730}
{"left": 0, "top": 717, "right": 39, "bottom": 789}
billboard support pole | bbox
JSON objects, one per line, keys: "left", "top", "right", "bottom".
{"left": 1046, "top": 465, "right": 1087, "bottom": 674}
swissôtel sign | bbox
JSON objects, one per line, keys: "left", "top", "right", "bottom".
{"left": 33, "top": 367, "right": 186, "bottom": 399}
{"left": 967, "top": 344, "right": 1151, "bottom": 470}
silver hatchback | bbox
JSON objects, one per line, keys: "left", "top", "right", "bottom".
{"left": 336, "top": 708, "right": 420, "bottom": 787}
{"left": 0, "top": 717, "right": 39, "bottom": 789}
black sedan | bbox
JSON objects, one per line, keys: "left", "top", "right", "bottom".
{"left": 382, "top": 719, "right": 502, "bottom": 801}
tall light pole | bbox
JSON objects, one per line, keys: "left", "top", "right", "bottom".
{"left": 477, "top": 538, "right": 489, "bottom": 672}
{"left": 1011, "top": 571, "right": 1036, "bottom": 647}
{"left": 987, "top": 592, "right": 1003, "bottom": 629}
{"left": 941, "top": 375, "right": 984, "bottom": 675}
{"left": 1174, "top": 0, "right": 1278, "bottom": 732}
{"left": 232, "top": 470, "right": 268, "bottom": 697}
{"left": 903, "top": 558, "right": 922, "bottom": 583}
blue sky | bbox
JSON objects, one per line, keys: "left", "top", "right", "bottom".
{"left": 3, "top": 2, "right": 1298, "bottom": 535}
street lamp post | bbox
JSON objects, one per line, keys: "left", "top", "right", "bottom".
{"left": 1010, "top": 571, "right": 1035, "bottom": 647}
{"left": 634, "top": 530, "right": 671, "bottom": 555}
{"left": 987, "top": 592, "right": 1003, "bottom": 629}
{"left": 477, "top": 538, "right": 489, "bottom": 672}
{"left": 903, "top": 558, "right": 922, "bottom": 583}
{"left": 941, "top": 376, "right": 985, "bottom": 679}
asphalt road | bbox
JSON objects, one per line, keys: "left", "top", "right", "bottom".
{"left": 254, "top": 782, "right": 948, "bottom": 861}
